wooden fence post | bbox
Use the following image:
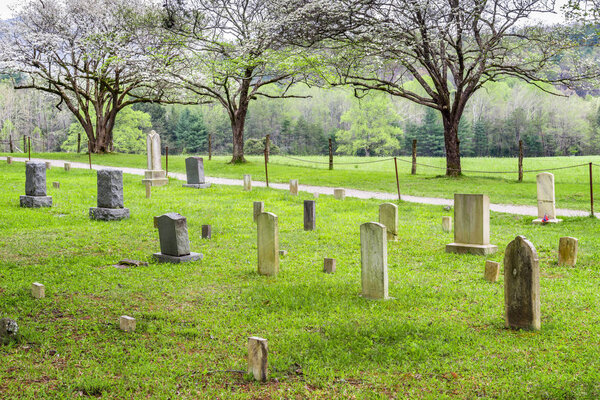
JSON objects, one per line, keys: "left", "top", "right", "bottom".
{"left": 518, "top": 140, "right": 523, "bottom": 182}
{"left": 411, "top": 139, "right": 417, "bottom": 175}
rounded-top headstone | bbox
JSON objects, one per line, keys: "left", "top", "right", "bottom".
{"left": 25, "top": 161, "right": 47, "bottom": 196}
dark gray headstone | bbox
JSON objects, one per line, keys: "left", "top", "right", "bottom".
{"left": 202, "top": 224, "right": 212, "bottom": 239}
{"left": 304, "top": 200, "right": 316, "bottom": 231}
{"left": 97, "top": 169, "right": 124, "bottom": 208}
{"left": 25, "top": 161, "right": 47, "bottom": 196}
{"left": 185, "top": 157, "right": 206, "bottom": 185}
{"left": 156, "top": 213, "right": 191, "bottom": 256}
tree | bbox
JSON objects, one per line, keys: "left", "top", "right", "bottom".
{"left": 174, "top": 108, "right": 207, "bottom": 154}
{"left": 1, "top": 0, "right": 172, "bottom": 153}
{"left": 282, "top": 0, "right": 598, "bottom": 175}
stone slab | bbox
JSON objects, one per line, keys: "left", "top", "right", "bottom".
{"left": 155, "top": 213, "right": 192, "bottom": 256}
{"left": 143, "top": 169, "right": 168, "bottom": 187}
{"left": 52, "top": 182, "right": 60, "bottom": 189}
{"left": 323, "top": 258, "right": 336, "bottom": 274}
{"left": 243, "top": 175, "right": 252, "bottom": 191}
{"left": 532, "top": 218, "right": 562, "bottom": 224}
{"left": 31, "top": 282, "right": 45, "bottom": 299}
{"left": 6, "top": 156, "right": 12, "bottom": 164}
{"left": 484, "top": 261, "right": 500, "bottom": 282}
{"left": 442, "top": 216, "right": 452, "bottom": 232}
{"left": 202, "top": 225, "right": 212, "bottom": 239}
{"left": 257, "top": 212, "right": 279, "bottom": 276}
{"left": 334, "top": 188, "right": 346, "bottom": 200}
{"left": 182, "top": 183, "right": 212, "bottom": 189}
{"left": 304, "top": 200, "right": 316, "bottom": 231}
{"left": 25, "top": 161, "right": 47, "bottom": 196}
{"left": 185, "top": 157, "right": 207, "bottom": 185}
{"left": 20, "top": 195, "right": 52, "bottom": 208}
{"left": 153, "top": 252, "right": 203, "bottom": 264}
{"left": 253, "top": 201, "right": 264, "bottom": 223}
{"left": 379, "top": 203, "right": 398, "bottom": 241}
{"left": 536, "top": 172, "right": 556, "bottom": 219}
{"left": 89, "top": 207, "right": 130, "bottom": 221}
{"left": 360, "top": 222, "right": 388, "bottom": 299}
{"left": 64, "top": 162, "right": 71, "bottom": 171}
{"left": 558, "top": 236, "right": 578, "bottom": 266}
{"left": 453, "top": 194, "right": 490, "bottom": 245}
{"left": 120, "top": 315, "right": 136, "bottom": 332}
{"left": 289, "top": 179, "right": 299, "bottom": 196}
{"left": 446, "top": 243, "right": 498, "bottom": 256}
{"left": 97, "top": 169, "right": 124, "bottom": 208}
{"left": 248, "top": 336, "right": 268, "bottom": 382}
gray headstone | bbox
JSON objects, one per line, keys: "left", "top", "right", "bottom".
{"left": 378, "top": 203, "right": 398, "bottom": 241}
{"left": 97, "top": 169, "right": 124, "bottom": 208}
{"left": 558, "top": 236, "right": 578, "bottom": 267}
{"left": 504, "top": 235, "right": 540, "bottom": 331}
{"left": 323, "top": 258, "right": 336, "bottom": 274}
{"left": 304, "top": 200, "right": 316, "bottom": 231}
{"left": 185, "top": 157, "right": 206, "bottom": 185}
{"left": 25, "top": 161, "right": 47, "bottom": 196}
{"left": 64, "top": 162, "right": 71, "bottom": 171}
{"left": 253, "top": 201, "right": 264, "bottom": 223}
{"left": 202, "top": 224, "right": 212, "bottom": 239}
{"left": 360, "top": 222, "right": 388, "bottom": 299}
{"left": 289, "top": 179, "right": 298, "bottom": 196}
{"left": 257, "top": 212, "right": 279, "bottom": 276}
{"left": 156, "top": 213, "right": 191, "bottom": 256}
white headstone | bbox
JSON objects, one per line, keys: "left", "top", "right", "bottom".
{"left": 533, "top": 173, "right": 561, "bottom": 223}
{"left": 446, "top": 194, "right": 497, "bottom": 256}
{"left": 378, "top": 203, "right": 398, "bottom": 241}
{"left": 257, "top": 212, "right": 279, "bottom": 276}
{"left": 360, "top": 222, "right": 388, "bottom": 299}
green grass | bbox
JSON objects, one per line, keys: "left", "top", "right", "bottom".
{"left": 7, "top": 152, "right": 600, "bottom": 211}
{"left": 2, "top": 162, "right": 600, "bottom": 398}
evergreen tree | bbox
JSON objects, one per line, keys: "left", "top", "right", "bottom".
{"left": 473, "top": 120, "right": 488, "bottom": 157}
{"left": 175, "top": 109, "right": 207, "bottom": 154}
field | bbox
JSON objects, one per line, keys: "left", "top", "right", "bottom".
{"left": 9, "top": 152, "right": 600, "bottom": 212}
{"left": 2, "top": 160, "right": 600, "bottom": 398}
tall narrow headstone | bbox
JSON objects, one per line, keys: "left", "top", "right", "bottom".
{"left": 289, "top": 179, "right": 299, "bottom": 196}
{"left": 183, "top": 157, "right": 211, "bottom": 188}
{"left": 89, "top": 169, "right": 130, "bottom": 221}
{"left": 304, "top": 200, "right": 316, "bottom": 231}
{"left": 360, "top": 222, "right": 388, "bottom": 299}
{"left": 379, "top": 203, "right": 398, "bottom": 241}
{"left": 20, "top": 161, "right": 52, "bottom": 207}
{"left": 558, "top": 237, "right": 578, "bottom": 267}
{"left": 446, "top": 194, "right": 497, "bottom": 255}
{"left": 442, "top": 216, "right": 452, "bottom": 232}
{"left": 533, "top": 172, "right": 561, "bottom": 224}
{"left": 504, "top": 235, "right": 540, "bottom": 331}
{"left": 334, "top": 188, "right": 345, "bottom": 200}
{"left": 257, "top": 212, "right": 279, "bottom": 276}
{"left": 64, "top": 162, "right": 71, "bottom": 171}
{"left": 247, "top": 336, "right": 268, "bottom": 382}
{"left": 142, "top": 131, "right": 168, "bottom": 187}
{"left": 244, "top": 175, "right": 252, "bottom": 191}
{"left": 253, "top": 201, "right": 264, "bottom": 223}
{"left": 153, "top": 213, "right": 202, "bottom": 263}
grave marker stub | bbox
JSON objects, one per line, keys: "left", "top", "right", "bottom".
{"left": 257, "top": 212, "right": 279, "bottom": 276}
{"left": 20, "top": 161, "right": 52, "bottom": 207}
{"left": 244, "top": 175, "right": 252, "bottom": 191}
{"left": 442, "top": 216, "right": 452, "bottom": 232}
{"left": 484, "top": 261, "right": 500, "bottom": 282}
{"left": 6, "top": 156, "right": 12, "bottom": 164}
{"left": 379, "top": 203, "right": 398, "bottom": 241}
{"left": 323, "top": 258, "right": 336, "bottom": 274}
{"left": 89, "top": 169, "right": 130, "bottom": 221}
{"left": 504, "top": 235, "right": 540, "bottom": 331}
{"left": 253, "top": 201, "right": 264, "bottom": 223}
{"left": 183, "top": 157, "right": 211, "bottom": 188}
{"left": 360, "top": 222, "right": 388, "bottom": 299}
{"left": 31, "top": 282, "right": 45, "bottom": 299}
{"left": 153, "top": 213, "right": 202, "bottom": 263}
{"left": 45, "top": 161, "right": 51, "bottom": 170}
{"left": 445, "top": 194, "right": 497, "bottom": 255}
{"left": 304, "top": 200, "right": 316, "bottom": 231}
{"left": 289, "top": 179, "right": 299, "bottom": 196}
{"left": 533, "top": 172, "right": 561, "bottom": 224}
{"left": 334, "top": 188, "right": 346, "bottom": 200}
{"left": 202, "top": 224, "right": 212, "bottom": 239}
{"left": 558, "top": 237, "right": 578, "bottom": 266}
{"left": 64, "top": 162, "right": 71, "bottom": 171}
{"left": 120, "top": 316, "right": 136, "bottom": 332}
{"left": 248, "top": 336, "right": 268, "bottom": 382}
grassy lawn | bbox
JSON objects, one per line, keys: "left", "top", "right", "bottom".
{"left": 5, "top": 152, "right": 599, "bottom": 211}
{"left": 2, "top": 162, "right": 600, "bottom": 398}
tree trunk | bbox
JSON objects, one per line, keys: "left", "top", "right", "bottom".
{"left": 230, "top": 102, "right": 249, "bottom": 164}
{"left": 442, "top": 115, "right": 461, "bottom": 177}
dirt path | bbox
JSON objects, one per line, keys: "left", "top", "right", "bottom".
{"left": 2, "top": 156, "right": 592, "bottom": 218}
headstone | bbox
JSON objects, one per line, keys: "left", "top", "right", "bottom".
{"left": 244, "top": 175, "right": 252, "bottom": 191}
{"left": 253, "top": 201, "right": 264, "bottom": 223}
{"left": 119, "top": 315, "right": 136, "bottom": 332}
{"left": 153, "top": 213, "right": 203, "bottom": 263}
{"left": 558, "top": 236, "right": 578, "bottom": 267}
{"left": 334, "top": 188, "right": 345, "bottom": 200}
{"left": 31, "top": 282, "right": 45, "bottom": 299}
{"left": 360, "top": 222, "right": 388, "bottom": 299}
{"left": 183, "top": 157, "right": 211, "bottom": 188}
{"left": 64, "top": 162, "right": 71, "bottom": 171}
{"left": 89, "top": 169, "right": 130, "bottom": 221}
{"left": 378, "top": 203, "right": 398, "bottom": 241}
{"left": 6, "top": 156, "right": 12, "bottom": 164}
{"left": 504, "top": 235, "right": 540, "bottom": 331}
{"left": 45, "top": 161, "right": 52, "bottom": 170}
{"left": 289, "top": 179, "right": 299, "bottom": 196}
{"left": 257, "top": 212, "right": 279, "bottom": 276}
{"left": 20, "top": 161, "right": 52, "bottom": 208}
{"left": 446, "top": 194, "right": 497, "bottom": 256}
{"left": 533, "top": 172, "right": 561, "bottom": 224}
{"left": 323, "top": 258, "right": 336, "bottom": 274}
{"left": 279, "top": 249, "right": 287, "bottom": 256}
{"left": 141, "top": 131, "right": 168, "bottom": 187}
{"left": 304, "top": 200, "right": 316, "bottom": 231}
{"left": 442, "top": 216, "right": 452, "bottom": 232}
{"left": 52, "top": 182, "right": 60, "bottom": 189}
{"left": 0, "top": 318, "right": 18, "bottom": 343}
{"left": 247, "top": 336, "right": 268, "bottom": 382}
{"left": 484, "top": 261, "right": 500, "bottom": 282}
{"left": 202, "top": 224, "right": 212, "bottom": 239}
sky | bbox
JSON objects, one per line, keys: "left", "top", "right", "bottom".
{"left": 0, "top": 0, "right": 20, "bottom": 19}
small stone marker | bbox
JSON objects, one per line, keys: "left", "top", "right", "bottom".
{"left": 304, "top": 200, "right": 316, "bottom": 231}
{"left": 257, "top": 212, "right": 279, "bottom": 276}
{"left": 323, "top": 258, "right": 336, "bottom": 274}
{"left": 20, "top": 161, "right": 52, "bottom": 207}
{"left": 289, "top": 179, "right": 299, "bottom": 196}
{"left": 442, "top": 216, "right": 452, "bottom": 232}
{"left": 45, "top": 161, "right": 52, "bottom": 170}
{"left": 0, "top": 318, "right": 18, "bottom": 343}
{"left": 52, "top": 182, "right": 60, "bottom": 189}
{"left": 145, "top": 181, "right": 151, "bottom": 199}
{"left": 119, "top": 315, "right": 136, "bottom": 332}
{"left": 484, "top": 261, "right": 500, "bottom": 282}
{"left": 7, "top": 156, "right": 12, "bottom": 164}
{"left": 64, "top": 162, "right": 71, "bottom": 171}
{"left": 202, "top": 224, "right": 212, "bottom": 239}
{"left": 533, "top": 172, "right": 561, "bottom": 224}
{"left": 183, "top": 157, "right": 211, "bottom": 188}
{"left": 313, "top": 192, "right": 319, "bottom": 198}
{"left": 153, "top": 213, "right": 203, "bottom": 263}
{"left": 504, "top": 235, "right": 540, "bottom": 331}
{"left": 446, "top": 194, "right": 497, "bottom": 255}
{"left": 31, "top": 282, "right": 45, "bottom": 299}
{"left": 247, "top": 336, "right": 268, "bottom": 382}
{"left": 360, "top": 222, "right": 388, "bottom": 299}
{"left": 243, "top": 174, "right": 252, "bottom": 191}
{"left": 142, "top": 130, "right": 168, "bottom": 187}
{"left": 279, "top": 250, "right": 287, "bottom": 256}
{"left": 334, "top": 188, "right": 345, "bottom": 200}
{"left": 558, "top": 236, "right": 578, "bottom": 267}
{"left": 379, "top": 203, "right": 398, "bottom": 241}
{"left": 89, "top": 169, "right": 130, "bottom": 221}
{"left": 253, "top": 201, "right": 264, "bottom": 223}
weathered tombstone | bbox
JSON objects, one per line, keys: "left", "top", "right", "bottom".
{"left": 64, "top": 162, "right": 71, "bottom": 171}
{"left": 504, "top": 235, "right": 540, "bottom": 331}
{"left": 253, "top": 201, "right": 264, "bottom": 223}
{"left": 247, "top": 336, "right": 268, "bottom": 382}
{"left": 323, "top": 258, "right": 336, "bottom": 274}
{"left": 183, "top": 157, "right": 211, "bottom": 188}
{"left": 484, "top": 261, "right": 500, "bottom": 282}
{"left": 119, "top": 316, "right": 136, "bottom": 332}
{"left": 289, "top": 179, "right": 299, "bottom": 196}
{"left": 45, "top": 161, "right": 52, "bottom": 170}
{"left": 360, "top": 222, "right": 388, "bottom": 299}
{"left": 0, "top": 318, "right": 18, "bottom": 343}
{"left": 379, "top": 203, "right": 398, "bottom": 241}
{"left": 141, "top": 131, "right": 168, "bottom": 187}
{"left": 202, "top": 224, "right": 212, "bottom": 239}
{"left": 52, "top": 182, "right": 60, "bottom": 189}
{"left": 89, "top": 169, "right": 130, "bottom": 221}
{"left": 257, "top": 212, "right": 279, "bottom": 276}
{"left": 334, "top": 188, "right": 345, "bottom": 200}
{"left": 243, "top": 175, "right": 252, "bottom": 191}
{"left": 153, "top": 213, "right": 202, "bottom": 263}
{"left": 442, "top": 216, "right": 452, "bottom": 232}
{"left": 20, "top": 161, "right": 52, "bottom": 208}
{"left": 558, "top": 237, "right": 578, "bottom": 267}
{"left": 446, "top": 194, "right": 497, "bottom": 255}
{"left": 304, "top": 200, "right": 316, "bottom": 231}
{"left": 31, "top": 282, "right": 45, "bottom": 299}
{"left": 6, "top": 156, "right": 12, "bottom": 164}
{"left": 533, "top": 172, "right": 561, "bottom": 224}
{"left": 279, "top": 250, "right": 287, "bottom": 256}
